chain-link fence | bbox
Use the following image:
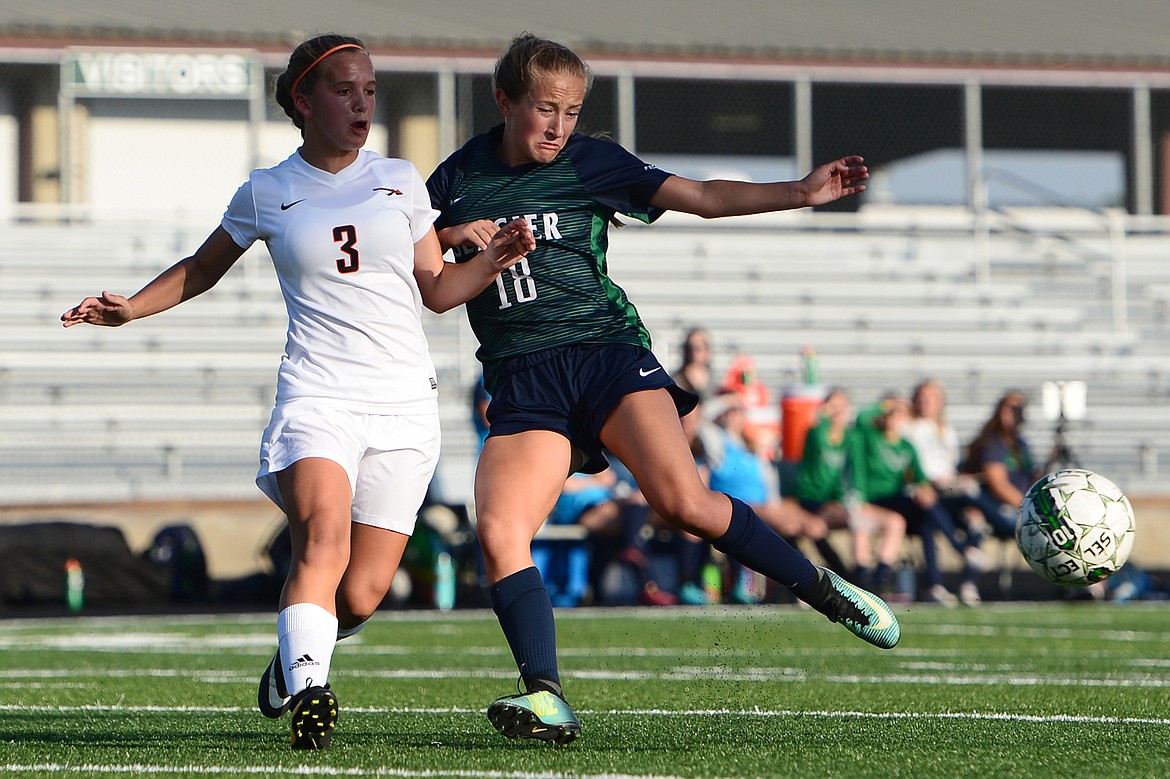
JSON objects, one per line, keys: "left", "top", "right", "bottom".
{"left": 439, "top": 71, "right": 1170, "bottom": 214}
{"left": 3, "top": 53, "right": 1169, "bottom": 214}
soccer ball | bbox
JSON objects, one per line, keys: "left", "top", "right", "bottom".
{"left": 1015, "top": 468, "right": 1136, "bottom": 587}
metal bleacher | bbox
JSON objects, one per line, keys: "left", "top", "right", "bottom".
{"left": 1, "top": 206, "right": 1168, "bottom": 505}
{"left": 607, "top": 209, "right": 1170, "bottom": 497}
{"left": 0, "top": 215, "right": 481, "bottom": 504}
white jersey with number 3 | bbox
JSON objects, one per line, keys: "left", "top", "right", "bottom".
{"left": 221, "top": 149, "right": 440, "bottom": 413}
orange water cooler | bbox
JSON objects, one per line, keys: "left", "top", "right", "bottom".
{"left": 780, "top": 385, "right": 824, "bottom": 462}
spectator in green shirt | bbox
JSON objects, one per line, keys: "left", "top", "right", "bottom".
{"left": 796, "top": 388, "right": 905, "bottom": 592}
{"left": 853, "top": 396, "right": 973, "bottom": 605}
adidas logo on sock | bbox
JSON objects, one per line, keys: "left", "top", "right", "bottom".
{"left": 288, "top": 654, "right": 320, "bottom": 671}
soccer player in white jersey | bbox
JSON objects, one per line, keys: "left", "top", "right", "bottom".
{"left": 62, "top": 34, "right": 535, "bottom": 750}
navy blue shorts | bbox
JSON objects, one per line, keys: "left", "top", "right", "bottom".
{"left": 483, "top": 343, "right": 699, "bottom": 474}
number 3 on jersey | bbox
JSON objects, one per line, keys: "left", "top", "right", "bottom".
{"left": 494, "top": 258, "right": 537, "bottom": 309}
{"left": 333, "top": 225, "right": 359, "bottom": 273}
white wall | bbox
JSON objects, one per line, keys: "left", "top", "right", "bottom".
{"left": 82, "top": 98, "right": 389, "bottom": 219}
{"left": 84, "top": 99, "right": 252, "bottom": 217}
{"left": 0, "top": 86, "right": 17, "bottom": 214}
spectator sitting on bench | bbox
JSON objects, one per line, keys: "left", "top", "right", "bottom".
{"left": 705, "top": 391, "right": 845, "bottom": 602}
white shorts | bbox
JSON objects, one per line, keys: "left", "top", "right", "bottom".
{"left": 256, "top": 399, "right": 441, "bottom": 535}
{"left": 847, "top": 503, "right": 881, "bottom": 534}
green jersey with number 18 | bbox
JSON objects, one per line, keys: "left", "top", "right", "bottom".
{"left": 427, "top": 125, "right": 673, "bottom": 365}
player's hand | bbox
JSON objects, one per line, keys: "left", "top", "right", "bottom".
{"left": 476, "top": 217, "right": 536, "bottom": 272}
{"left": 443, "top": 219, "right": 500, "bottom": 251}
{"left": 61, "top": 291, "right": 134, "bottom": 327}
{"left": 801, "top": 156, "right": 868, "bottom": 206}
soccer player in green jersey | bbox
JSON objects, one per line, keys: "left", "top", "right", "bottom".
{"left": 428, "top": 33, "right": 900, "bottom": 745}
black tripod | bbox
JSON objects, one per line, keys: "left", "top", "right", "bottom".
{"left": 1045, "top": 413, "right": 1081, "bottom": 471}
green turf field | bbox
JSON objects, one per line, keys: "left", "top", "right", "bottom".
{"left": 2, "top": 602, "right": 1168, "bottom": 778}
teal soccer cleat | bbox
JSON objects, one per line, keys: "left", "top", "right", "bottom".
{"left": 487, "top": 689, "right": 581, "bottom": 745}
{"left": 808, "top": 566, "right": 901, "bottom": 649}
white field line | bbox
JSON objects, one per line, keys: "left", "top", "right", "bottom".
{"left": 0, "top": 764, "right": 696, "bottom": 779}
{"left": 2, "top": 629, "right": 1167, "bottom": 654}
{"left": 4, "top": 705, "right": 1166, "bottom": 778}
{"left": 1, "top": 702, "right": 1168, "bottom": 727}
{"left": 3, "top": 663, "right": 1169, "bottom": 687}
{"left": 3, "top": 602, "right": 1168, "bottom": 630}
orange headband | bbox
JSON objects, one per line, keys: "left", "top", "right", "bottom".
{"left": 290, "top": 43, "right": 366, "bottom": 97}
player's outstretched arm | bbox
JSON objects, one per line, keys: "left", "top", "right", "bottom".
{"left": 650, "top": 156, "right": 868, "bottom": 218}
{"left": 415, "top": 218, "right": 535, "bottom": 313}
{"left": 61, "top": 227, "right": 245, "bottom": 327}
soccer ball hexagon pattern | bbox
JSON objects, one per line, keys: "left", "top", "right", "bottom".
{"left": 1015, "top": 469, "right": 1136, "bottom": 587}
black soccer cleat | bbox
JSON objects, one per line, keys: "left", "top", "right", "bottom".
{"left": 258, "top": 649, "right": 292, "bottom": 719}
{"left": 289, "top": 685, "right": 338, "bottom": 750}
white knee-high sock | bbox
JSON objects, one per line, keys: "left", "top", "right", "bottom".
{"left": 277, "top": 602, "right": 338, "bottom": 695}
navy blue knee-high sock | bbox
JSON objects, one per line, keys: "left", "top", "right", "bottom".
{"left": 490, "top": 566, "right": 561, "bottom": 694}
{"left": 712, "top": 496, "right": 818, "bottom": 597}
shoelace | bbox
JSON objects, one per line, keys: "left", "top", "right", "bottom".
{"left": 512, "top": 670, "right": 565, "bottom": 700}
